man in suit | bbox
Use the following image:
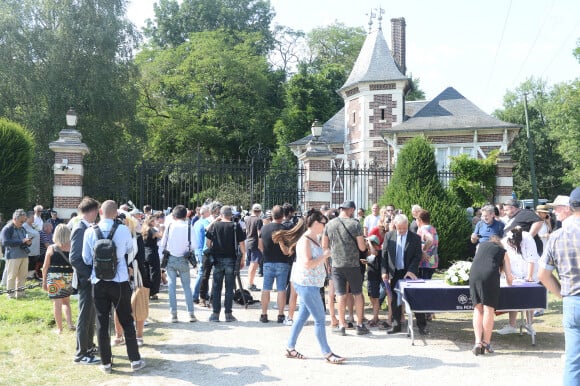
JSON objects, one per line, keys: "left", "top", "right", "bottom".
{"left": 381, "top": 214, "right": 428, "bottom": 335}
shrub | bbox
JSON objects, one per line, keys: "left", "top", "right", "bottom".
{"left": 449, "top": 151, "right": 498, "bottom": 207}
{"left": 379, "top": 136, "right": 471, "bottom": 267}
{"left": 0, "top": 118, "right": 35, "bottom": 217}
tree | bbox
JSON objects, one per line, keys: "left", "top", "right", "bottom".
{"left": 379, "top": 136, "right": 471, "bottom": 266}
{"left": 144, "top": 0, "right": 274, "bottom": 51}
{"left": 0, "top": 118, "right": 34, "bottom": 216}
{"left": 449, "top": 152, "right": 498, "bottom": 207}
{"left": 0, "top": 0, "right": 141, "bottom": 205}
{"left": 547, "top": 79, "right": 580, "bottom": 185}
{"left": 494, "top": 78, "right": 573, "bottom": 199}
{"left": 406, "top": 75, "right": 426, "bottom": 101}
{"left": 136, "top": 30, "right": 284, "bottom": 160}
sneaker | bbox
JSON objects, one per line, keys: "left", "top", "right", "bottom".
{"left": 76, "top": 355, "right": 101, "bottom": 365}
{"left": 248, "top": 284, "right": 260, "bottom": 292}
{"left": 284, "top": 318, "right": 294, "bottom": 326}
{"left": 497, "top": 325, "right": 518, "bottom": 335}
{"left": 209, "top": 313, "right": 220, "bottom": 322}
{"left": 171, "top": 315, "right": 178, "bottom": 323}
{"left": 87, "top": 345, "right": 99, "bottom": 356}
{"left": 259, "top": 314, "right": 269, "bottom": 323}
{"left": 356, "top": 324, "right": 370, "bottom": 335}
{"left": 225, "top": 313, "right": 237, "bottom": 322}
{"left": 533, "top": 309, "right": 544, "bottom": 317}
{"left": 189, "top": 313, "right": 198, "bottom": 323}
{"left": 277, "top": 314, "right": 286, "bottom": 323}
{"left": 100, "top": 363, "right": 112, "bottom": 374}
{"left": 131, "top": 359, "right": 146, "bottom": 372}
{"left": 332, "top": 326, "right": 346, "bottom": 336}
{"left": 136, "top": 338, "right": 144, "bottom": 347}
{"left": 378, "top": 321, "right": 391, "bottom": 330}
{"left": 346, "top": 321, "right": 354, "bottom": 329}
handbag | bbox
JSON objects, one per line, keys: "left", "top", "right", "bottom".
{"left": 130, "top": 255, "right": 150, "bottom": 321}
{"left": 161, "top": 224, "right": 172, "bottom": 269}
{"left": 338, "top": 218, "right": 367, "bottom": 261}
{"left": 185, "top": 218, "right": 197, "bottom": 268}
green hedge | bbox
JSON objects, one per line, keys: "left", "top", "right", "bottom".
{"left": 0, "top": 118, "right": 35, "bottom": 217}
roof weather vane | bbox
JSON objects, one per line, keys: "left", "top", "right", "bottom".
{"left": 366, "top": 9, "right": 376, "bottom": 34}
{"left": 366, "top": 6, "right": 385, "bottom": 33}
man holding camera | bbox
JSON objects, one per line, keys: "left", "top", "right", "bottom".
{"left": 205, "top": 206, "right": 246, "bottom": 322}
{"left": 159, "top": 205, "right": 197, "bottom": 323}
{"left": 1, "top": 209, "right": 32, "bottom": 299}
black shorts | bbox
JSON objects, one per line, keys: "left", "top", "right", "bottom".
{"left": 331, "top": 266, "right": 364, "bottom": 296}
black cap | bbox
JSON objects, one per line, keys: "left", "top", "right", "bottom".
{"left": 339, "top": 200, "right": 356, "bottom": 209}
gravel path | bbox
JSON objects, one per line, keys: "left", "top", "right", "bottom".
{"left": 101, "top": 271, "right": 564, "bottom": 386}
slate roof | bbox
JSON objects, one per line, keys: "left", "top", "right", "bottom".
{"left": 390, "top": 87, "right": 520, "bottom": 132}
{"left": 339, "top": 29, "right": 407, "bottom": 91}
{"left": 404, "top": 100, "right": 429, "bottom": 119}
{"left": 288, "top": 108, "right": 346, "bottom": 146}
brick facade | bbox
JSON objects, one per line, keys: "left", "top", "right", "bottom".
{"left": 54, "top": 174, "right": 83, "bottom": 186}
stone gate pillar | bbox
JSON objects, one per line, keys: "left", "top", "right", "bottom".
{"left": 495, "top": 151, "right": 516, "bottom": 204}
{"left": 49, "top": 125, "right": 89, "bottom": 219}
{"left": 297, "top": 140, "right": 335, "bottom": 211}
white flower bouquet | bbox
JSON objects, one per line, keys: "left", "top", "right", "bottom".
{"left": 445, "top": 261, "right": 472, "bottom": 285}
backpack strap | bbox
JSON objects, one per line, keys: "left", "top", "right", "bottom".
{"left": 108, "top": 222, "right": 119, "bottom": 240}
{"left": 93, "top": 224, "right": 104, "bottom": 240}
{"left": 93, "top": 221, "right": 119, "bottom": 241}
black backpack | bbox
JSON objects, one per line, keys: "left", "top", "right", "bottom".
{"left": 92, "top": 222, "right": 119, "bottom": 280}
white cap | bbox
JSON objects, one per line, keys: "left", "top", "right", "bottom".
{"left": 548, "top": 195, "right": 570, "bottom": 207}
{"left": 252, "top": 203, "right": 262, "bottom": 212}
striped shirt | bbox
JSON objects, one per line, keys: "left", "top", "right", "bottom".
{"left": 539, "top": 216, "right": 580, "bottom": 296}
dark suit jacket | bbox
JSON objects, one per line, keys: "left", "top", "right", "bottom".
{"left": 381, "top": 230, "right": 422, "bottom": 276}
{"left": 69, "top": 220, "right": 91, "bottom": 284}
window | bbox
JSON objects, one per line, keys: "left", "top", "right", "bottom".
{"left": 381, "top": 109, "right": 385, "bottom": 120}
{"left": 435, "top": 146, "right": 475, "bottom": 171}
{"left": 353, "top": 112, "right": 356, "bottom": 124}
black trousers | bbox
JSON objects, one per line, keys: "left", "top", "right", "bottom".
{"left": 93, "top": 280, "right": 140, "bottom": 365}
{"left": 145, "top": 251, "right": 161, "bottom": 296}
{"left": 200, "top": 254, "right": 214, "bottom": 301}
{"left": 74, "top": 280, "right": 96, "bottom": 359}
{"left": 390, "top": 269, "right": 426, "bottom": 329}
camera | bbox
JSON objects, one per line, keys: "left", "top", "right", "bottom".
{"left": 21, "top": 244, "right": 31, "bottom": 254}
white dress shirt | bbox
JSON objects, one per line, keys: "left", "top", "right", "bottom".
{"left": 159, "top": 219, "right": 193, "bottom": 257}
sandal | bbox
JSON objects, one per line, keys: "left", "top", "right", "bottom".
{"left": 368, "top": 320, "right": 379, "bottom": 328}
{"left": 325, "top": 352, "right": 345, "bottom": 364}
{"left": 481, "top": 341, "right": 494, "bottom": 354}
{"left": 472, "top": 342, "right": 482, "bottom": 356}
{"left": 285, "top": 349, "right": 306, "bottom": 359}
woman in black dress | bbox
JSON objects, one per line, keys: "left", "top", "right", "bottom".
{"left": 469, "top": 237, "right": 513, "bottom": 355}
{"left": 142, "top": 215, "right": 162, "bottom": 300}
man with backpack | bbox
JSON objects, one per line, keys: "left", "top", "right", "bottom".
{"left": 82, "top": 200, "right": 145, "bottom": 374}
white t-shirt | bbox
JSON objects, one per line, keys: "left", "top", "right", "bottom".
{"left": 501, "top": 231, "right": 539, "bottom": 280}
{"left": 364, "top": 214, "right": 380, "bottom": 232}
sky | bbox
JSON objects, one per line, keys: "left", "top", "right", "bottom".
{"left": 127, "top": 0, "right": 579, "bottom": 114}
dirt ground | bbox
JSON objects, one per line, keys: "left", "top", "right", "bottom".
{"left": 101, "top": 270, "right": 565, "bottom": 386}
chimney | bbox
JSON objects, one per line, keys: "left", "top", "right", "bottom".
{"left": 391, "top": 17, "right": 406, "bottom": 75}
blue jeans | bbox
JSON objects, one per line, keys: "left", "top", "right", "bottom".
{"left": 263, "top": 262, "right": 290, "bottom": 291}
{"left": 211, "top": 257, "right": 236, "bottom": 314}
{"left": 287, "top": 283, "right": 331, "bottom": 356}
{"left": 563, "top": 296, "right": 580, "bottom": 386}
{"left": 192, "top": 250, "right": 204, "bottom": 300}
{"left": 166, "top": 255, "right": 194, "bottom": 316}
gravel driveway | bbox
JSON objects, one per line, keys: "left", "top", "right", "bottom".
{"left": 102, "top": 271, "right": 565, "bottom": 386}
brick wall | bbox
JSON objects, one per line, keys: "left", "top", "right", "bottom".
{"left": 305, "top": 181, "right": 330, "bottom": 192}
{"left": 478, "top": 133, "right": 503, "bottom": 142}
{"left": 497, "top": 166, "right": 513, "bottom": 177}
{"left": 54, "top": 196, "right": 82, "bottom": 208}
{"left": 54, "top": 174, "right": 83, "bottom": 186}
{"left": 307, "top": 160, "right": 330, "bottom": 171}
{"left": 390, "top": 17, "right": 406, "bottom": 74}
{"left": 370, "top": 83, "right": 396, "bottom": 90}
{"left": 347, "top": 98, "right": 362, "bottom": 142}
{"left": 496, "top": 186, "right": 512, "bottom": 195}
{"left": 54, "top": 152, "right": 83, "bottom": 164}
{"left": 304, "top": 201, "right": 329, "bottom": 211}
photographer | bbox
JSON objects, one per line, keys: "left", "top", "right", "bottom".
{"left": 1, "top": 209, "right": 32, "bottom": 299}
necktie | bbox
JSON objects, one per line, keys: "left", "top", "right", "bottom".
{"left": 397, "top": 235, "right": 404, "bottom": 269}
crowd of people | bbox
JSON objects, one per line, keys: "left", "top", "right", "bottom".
{"left": 0, "top": 187, "right": 579, "bottom": 381}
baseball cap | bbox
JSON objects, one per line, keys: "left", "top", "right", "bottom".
{"left": 502, "top": 198, "right": 519, "bottom": 207}
{"left": 339, "top": 200, "right": 356, "bottom": 209}
{"left": 547, "top": 195, "right": 570, "bottom": 207}
{"left": 367, "top": 235, "right": 380, "bottom": 245}
{"left": 570, "top": 187, "right": 580, "bottom": 207}
{"left": 252, "top": 203, "right": 262, "bottom": 212}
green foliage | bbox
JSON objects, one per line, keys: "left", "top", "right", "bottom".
{"left": 193, "top": 181, "right": 251, "bottom": 210}
{"left": 449, "top": 152, "right": 498, "bottom": 207}
{"left": 0, "top": 118, "right": 35, "bottom": 216}
{"left": 136, "top": 30, "right": 284, "bottom": 160}
{"left": 379, "top": 136, "right": 471, "bottom": 267}
{"left": 406, "top": 75, "right": 426, "bottom": 101}
{"left": 494, "top": 78, "right": 574, "bottom": 198}
{"left": 306, "top": 22, "right": 366, "bottom": 73}
{"left": 144, "top": 0, "right": 274, "bottom": 51}
{"left": 0, "top": 0, "right": 142, "bottom": 205}
{"left": 547, "top": 80, "right": 580, "bottom": 185}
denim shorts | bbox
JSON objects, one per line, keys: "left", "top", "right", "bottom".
{"left": 262, "top": 262, "right": 290, "bottom": 291}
